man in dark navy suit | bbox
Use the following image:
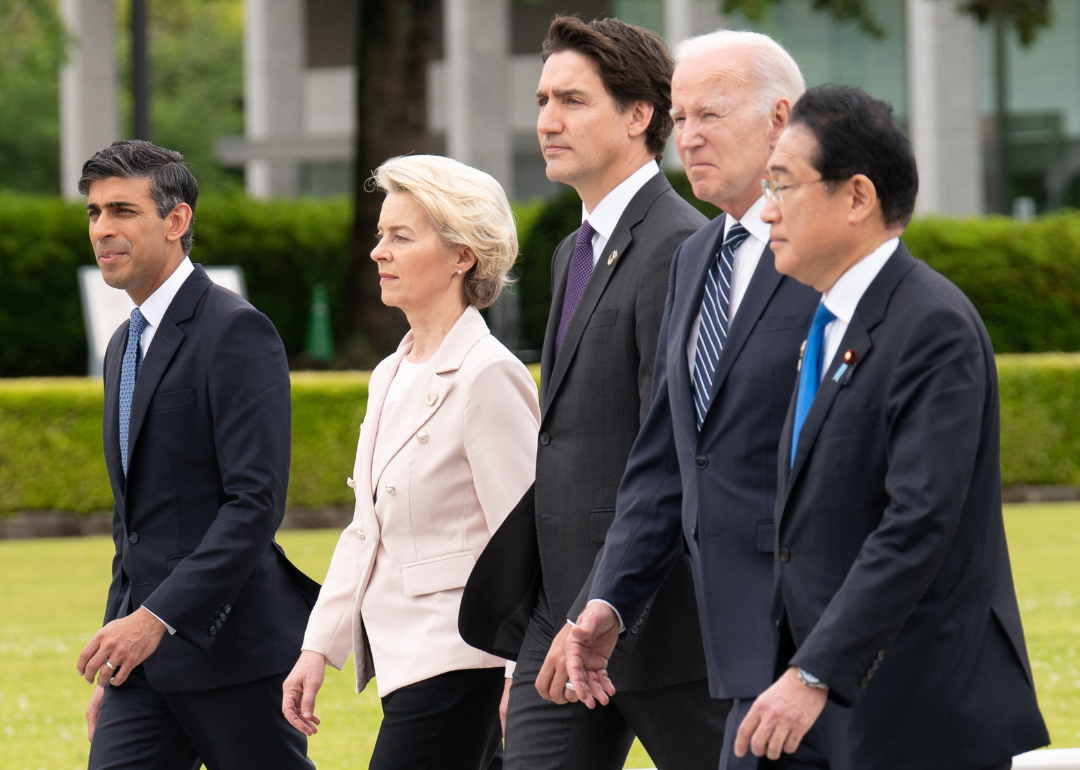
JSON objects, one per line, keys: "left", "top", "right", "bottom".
{"left": 75, "top": 141, "right": 318, "bottom": 770}
{"left": 730, "top": 86, "right": 1049, "bottom": 769}
{"left": 558, "top": 31, "right": 840, "bottom": 769}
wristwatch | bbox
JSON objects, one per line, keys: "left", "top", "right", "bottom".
{"left": 796, "top": 667, "right": 829, "bottom": 691}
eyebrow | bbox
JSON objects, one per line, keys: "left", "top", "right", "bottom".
{"left": 767, "top": 164, "right": 792, "bottom": 175}
{"left": 536, "top": 87, "right": 588, "bottom": 101}
{"left": 86, "top": 200, "right": 140, "bottom": 212}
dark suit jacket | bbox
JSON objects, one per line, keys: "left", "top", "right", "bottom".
{"left": 461, "top": 172, "right": 709, "bottom": 691}
{"left": 774, "top": 242, "right": 1048, "bottom": 769}
{"left": 102, "top": 265, "right": 318, "bottom": 693}
{"left": 586, "top": 214, "right": 818, "bottom": 700}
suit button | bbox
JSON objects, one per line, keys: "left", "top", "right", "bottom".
{"left": 877, "top": 649, "right": 885, "bottom": 661}
{"left": 539, "top": 433, "right": 550, "bottom": 445}
{"left": 779, "top": 547, "right": 791, "bottom": 562}
{"left": 860, "top": 676, "right": 869, "bottom": 688}
{"left": 220, "top": 613, "right": 227, "bottom": 622}
{"left": 224, "top": 605, "right": 231, "bottom": 613}
{"left": 416, "top": 431, "right": 429, "bottom": 443}
{"left": 692, "top": 527, "right": 698, "bottom": 541}
{"left": 866, "top": 669, "right": 874, "bottom": 681}
{"left": 385, "top": 484, "right": 396, "bottom": 495}
{"left": 209, "top": 626, "right": 218, "bottom": 636}
{"left": 871, "top": 659, "right": 879, "bottom": 671}
{"left": 695, "top": 455, "right": 708, "bottom": 469}
{"left": 128, "top": 532, "right": 139, "bottom": 544}
{"left": 215, "top": 619, "right": 223, "bottom": 629}
{"left": 356, "top": 529, "right": 366, "bottom": 540}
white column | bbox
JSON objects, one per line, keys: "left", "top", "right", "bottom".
{"left": 444, "top": 0, "right": 512, "bottom": 194}
{"left": 906, "top": 0, "right": 983, "bottom": 215}
{"left": 244, "top": 0, "right": 304, "bottom": 197}
{"left": 59, "top": 0, "right": 119, "bottom": 199}
{"left": 665, "top": 0, "right": 692, "bottom": 50}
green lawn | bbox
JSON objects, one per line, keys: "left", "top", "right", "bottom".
{"left": 2, "top": 504, "right": 1078, "bottom": 769}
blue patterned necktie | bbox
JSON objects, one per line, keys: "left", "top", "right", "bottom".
{"left": 119, "top": 308, "right": 148, "bottom": 476}
{"left": 790, "top": 302, "right": 837, "bottom": 467}
{"left": 692, "top": 221, "right": 750, "bottom": 429}
{"left": 555, "top": 220, "right": 596, "bottom": 359}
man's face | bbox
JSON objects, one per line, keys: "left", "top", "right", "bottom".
{"left": 762, "top": 125, "right": 850, "bottom": 290}
{"left": 536, "top": 50, "right": 631, "bottom": 187}
{"left": 87, "top": 176, "right": 176, "bottom": 297}
{"left": 671, "top": 54, "right": 776, "bottom": 209}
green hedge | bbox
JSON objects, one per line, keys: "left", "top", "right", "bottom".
{"left": 0, "top": 194, "right": 352, "bottom": 377}
{"left": 0, "top": 356, "right": 1077, "bottom": 514}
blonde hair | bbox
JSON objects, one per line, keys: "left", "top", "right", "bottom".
{"left": 674, "top": 30, "right": 805, "bottom": 116}
{"left": 370, "top": 155, "right": 517, "bottom": 309}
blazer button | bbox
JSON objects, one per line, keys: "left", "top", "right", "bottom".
{"left": 692, "top": 527, "right": 698, "bottom": 542}
{"left": 426, "top": 391, "right": 439, "bottom": 406}
{"left": 215, "top": 618, "right": 223, "bottom": 629}
{"left": 860, "top": 676, "right": 869, "bottom": 688}
{"left": 539, "top": 433, "right": 550, "bottom": 445}
{"left": 695, "top": 455, "right": 708, "bottom": 469}
{"left": 220, "top": 612, "right": 227, "bottom": 621}
{"left": 779, "top": 547, "right": 791, "bottom": 562}
{"left": 385, "top": 484, "right": 396, "bottom": 495}
{"left": 128, "top": 532, "right": 139, "bottom": 544}
{"left": 416, "top": 431, "right": 429, "bottom": 443}
{"left": 224, "top": 605, "right": 231, "bottom": 613}
{"left": 877, "top": 649, "right": 885, "bottom": 661}
{"left": 209, "top": 626, "right": 218, "bottom": 636}
{"left": 356, "top": 529, "right": 366, "bottom": 540}
{"left": 346, "top": 476, "right": 356, "bottom": 488}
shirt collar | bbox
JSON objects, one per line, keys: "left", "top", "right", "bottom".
{"left": 131, "top": 257, "right": 195, "bottom": 328}
{"left": 723, "top": 195, "right": 770, "bottom": 246}
{"left": 581, "top": 160, "right": 660, "bottom": 241}
{"left": 822, "top": 238, "right": 900, "bottom": 325}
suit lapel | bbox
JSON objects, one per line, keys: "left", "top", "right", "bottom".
{"left": 542, "top": 173, "right": 671, "bottom": 415}
{"left": 778, "top": 242, "right": 918, "bottom": 512}
{"left": 540, "top": 235, "right": 573, "bottom": 409}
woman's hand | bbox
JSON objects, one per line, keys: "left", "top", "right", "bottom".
{"left": 282, "top": 650, "right": 327, "bottom": 736}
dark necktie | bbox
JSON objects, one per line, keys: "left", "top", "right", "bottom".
{"left": 119, "top": 308, "right": 148, "bottom": 476}
{"left": 790, "top": 302, "right": 837, "bottom": 467}
{"left": 692, "top": 221, "right": 750, "bottom": 429}
{"left": 555, "top": 220, "right": 596, "bottom": 358}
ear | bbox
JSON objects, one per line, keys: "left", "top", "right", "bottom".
{"left": 627, "top": 100, "right": 655, "bottom": 140}
{"left": 453, "top": 246, "right": 478, "bottom": 275}
{"left": 164, "top": 203, "right": 194, "bottom": 245}
{"left": 846, "top": 174, "right": 879, "bottom": 226}
{"left": 767, "top": 99, "right": 792, "bottom": 153}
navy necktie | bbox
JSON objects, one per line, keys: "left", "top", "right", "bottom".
{"left": 555, "top": 220, "right": 596, "bottom": 358}
{"left": 790, "top": 302, "right": 837, "bottom": 467}
{"left": 120, "top": 308, "right": 148, "bottom": 476}
{"left": 692, "top": 221, "right": 749, "bottom": 429}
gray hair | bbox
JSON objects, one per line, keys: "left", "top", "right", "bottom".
{"left": 370, "top": 155, "right": 517, "bottom": 310}
{"left": 78, "top": 140, "right": 198, "bottom": 254}
{"left": 674, "top": 30, "right": 806, "bottom": 116}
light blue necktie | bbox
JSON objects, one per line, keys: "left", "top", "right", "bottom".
{"left": 790, "top": 302, "right": 837, "bottom": 467}
{"left": 692, "top": 221, "right": 749, "bottom": 430}
{"left": 119, "top": 308, "right": 148, "bottom": 476}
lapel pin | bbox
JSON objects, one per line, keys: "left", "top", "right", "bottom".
{"left": 797, "top": 339, "right": 807, "bottom": 371}
{"left": 843, "top": 349, "right": 858, "bottom": 364}
{"left": 832, "top": 363, "right": 849, "bottom": 382}
{"left": 607, "top": 250, "right": 618, "bottom": 266}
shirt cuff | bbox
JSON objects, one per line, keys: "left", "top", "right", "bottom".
{"left": 504, "top": 661, "right": 516, "bottom": 679}
{"left": 584, "top": 599, "right": 625, "bottom": 634}
{"left": 144, "top": 607, "right": 176, "bottom": 635}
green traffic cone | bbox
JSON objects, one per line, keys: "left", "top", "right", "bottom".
{"left": 305, "top": 283, "right": 335, "bottom": 362}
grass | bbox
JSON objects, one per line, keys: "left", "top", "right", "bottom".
{"left": 2, "top": 504, "right": 1078, "bottom": 769}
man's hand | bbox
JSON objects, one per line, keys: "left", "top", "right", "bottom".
{"left": 282, "top": 650, "right": 326, "bottom": 736}
{"left": 500, "top": 677, "right": 512, "bottom": 737}
{"left": 86, "top": 683, "right": 105, "bottom": 742}
{"left": 77, "top": 607, "right": 167, "bottom": 688}
{"left": 735, "top": 667, "right": 828, "bottom": 760}
{"left": 564, "top": 602, "right": 620, "bottom": 709}
{"left": 535, "top": 623, "right": 575, "bottom": 704}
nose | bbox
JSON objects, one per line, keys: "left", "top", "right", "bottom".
{"left": 537, "top": 102, "right": 561, "bottom": 138}
{"left": 678, "top": 118, "right": 705, "bottom": 150}
{"left": 89, "top": 210, "right": 117, "bottom": 243}
{"left": 370, "top": 235, "right": 389, "bottom": 263}
{"left": 761, "top": 196, "right": 781, "bottom": 225}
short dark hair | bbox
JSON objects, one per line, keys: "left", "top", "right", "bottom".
{"left": 79, "top": 140, "right": 199, "bottom": 254}
{"left": 542, "top": 16, "right": 674, "bottom": 158}
{"left": 790, "top": 85, "right": 918, "bottom": 229}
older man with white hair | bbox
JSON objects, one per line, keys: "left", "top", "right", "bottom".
{"left": 558, "top": 30, "right": 851, "bottom": 769}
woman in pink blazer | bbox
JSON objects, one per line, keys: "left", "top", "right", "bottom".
{"left": 282, "top": 155, "right": 539, "bottom": 769}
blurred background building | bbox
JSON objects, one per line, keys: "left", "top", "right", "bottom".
{"left": 31, "top": 0, "right": 1080, "bottom": 215}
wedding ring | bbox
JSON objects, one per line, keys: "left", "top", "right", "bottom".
{"left": 564, "top": 682, "right": 575, "bottom": 691}
{"left": 105, "top": 660, "right": 117, "bottom": 671}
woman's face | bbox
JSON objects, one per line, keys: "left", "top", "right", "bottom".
{"left": 371, "top": 192, "right": 473, "bottom": 313}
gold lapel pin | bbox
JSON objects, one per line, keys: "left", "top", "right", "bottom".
{"left": 843, "top": 349, "right": 858, "bottom": 364}
{"left": 607, "top": 250, "right": 618, "bottom": 266}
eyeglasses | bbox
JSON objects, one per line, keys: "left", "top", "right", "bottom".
{"left": 760, "top": 177, "right": 831, "bottom": 203}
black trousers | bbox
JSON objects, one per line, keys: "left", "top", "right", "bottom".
{"left": 503, "top": 605, "right": 728, "bottom": 770}
{"left": 88, "top": 667, "right": 313, "bottom": 770}
{"left": 369, "top": 667, "right": 505, "bottom": 770}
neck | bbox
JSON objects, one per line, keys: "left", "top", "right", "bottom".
{"left": 575, "top": 151, "right": 654, "bottom": 212}
{"left": 129, "top": 250, "right": 186, "bottom": 306}
{"left": 404, "top": 298, "right": 468, "bottom": 363}
{"left": 818, "top": 227, "right": 901, "bottom": 294}
{"left": 714, "top": 183, "right": 762, "bottom": 222}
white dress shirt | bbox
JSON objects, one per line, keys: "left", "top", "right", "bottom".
{"left": 125, "top": 256, "right": 195, "bottom": 636}
{"left": 819, "top": 238, "right": 900, "bottom": 381}
{"left": 582, "top": 160, "right": 660, "bottom": 265}
{"left": 686, "top": 195, "right": 770, "bottom": 374}
{"left": 129, "top": 256, "right": 195, "bottom": 357}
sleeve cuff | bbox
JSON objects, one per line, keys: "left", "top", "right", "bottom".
{"left": 504, "top": 661, "right": 516, "bottom": 678}
{"left": 144, "top": 607, "right": 176, "bottom": 635}
{"left": 584, "top": 599, "right": 625, "bottom": 633}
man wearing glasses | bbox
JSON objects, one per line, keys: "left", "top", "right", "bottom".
{"left": 555, "top": 30, "right": 846, "bottom": 769}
